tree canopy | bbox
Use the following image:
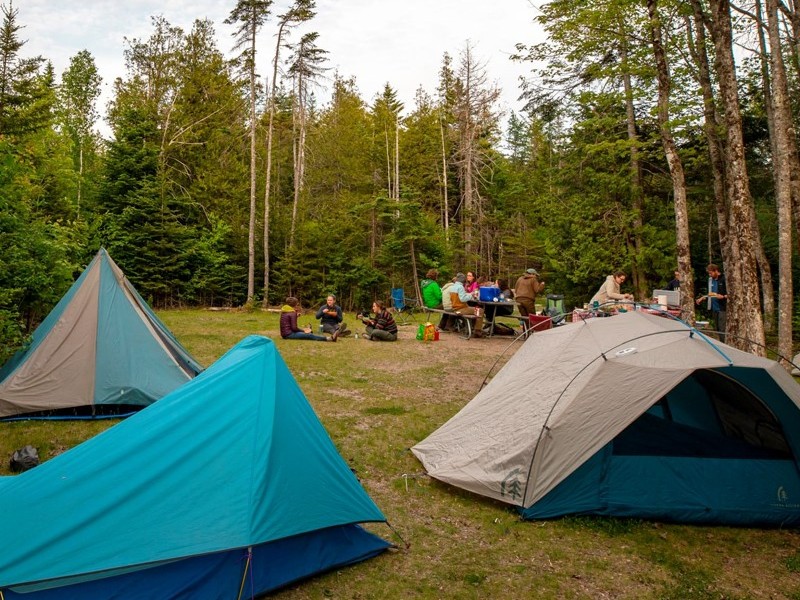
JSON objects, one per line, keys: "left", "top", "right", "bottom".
{"left": 1, "top": 0, "right": 797, "bottom": 360}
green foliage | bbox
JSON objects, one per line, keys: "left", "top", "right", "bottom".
{"left": 562, "top": 515, "right": 648, "bottom": 537}
{"left": 786, "top": 550, "right": 800, "bottom": 573}
{"left": 0, "top": 3, "right": 54, "bottom": 135}
{"left": 0, "top": 0, "right": 792, "bottom": 351}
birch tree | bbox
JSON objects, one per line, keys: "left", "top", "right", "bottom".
{"left": 763, "top": 0, "right": 795, "bottom": 366}
{"left": 645, "top": 0, "right": 695, "bottom": 321}
{"left": 263, "top": 0, "right": 314, "bottom": 306}
{"left": 226, "top": 0, "right": 272, "bottom": 303}
{"left": 372, "top": 84, "right": 403, "bottom": 203}
{"left": 286, "top": 31, "right": 327, "bottom": 249}
{"left": 57, "top": 50, "right": 101, "bottom": 219}
{"left": 706, "top": 0, "right": 766, "bottom": 353}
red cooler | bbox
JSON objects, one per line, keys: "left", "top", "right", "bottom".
{"left": 528, "top": 314, "right": 552, "bottom": 332}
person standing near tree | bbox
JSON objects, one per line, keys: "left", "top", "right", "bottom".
{"left": 666, "top": 270, "right": 681, "bottom": 291}
{"left": 514, "top": 268, "right": 546, "bottom": 320}
{"left": 696, "top": 264, "right": 728, "bottom": 343}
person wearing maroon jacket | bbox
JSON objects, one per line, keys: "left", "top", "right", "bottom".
{"left": 280, "top": 297, "right": 337, "bottom": 342}
{"left": 358, "top": 301, "right": 398, "bottom": 341}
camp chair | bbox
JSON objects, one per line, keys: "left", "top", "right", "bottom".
{"left": 545, "top": 294, "right": 567, "bottom": 326}
{"left": 389, "top": 288, "right": 419, "bottom": 325}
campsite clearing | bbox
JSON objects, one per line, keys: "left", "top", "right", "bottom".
{"left": 2, "top": 309, "right": 800, "bottom": 599}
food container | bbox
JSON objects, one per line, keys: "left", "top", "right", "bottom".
{"left": 479, "top": 286, "right": 500, "bottom": 302}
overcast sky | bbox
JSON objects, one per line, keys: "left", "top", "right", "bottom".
{"left": 17, "top": 0, "right": 543, "bottom": 135}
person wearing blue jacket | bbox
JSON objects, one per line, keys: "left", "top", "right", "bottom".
{"left": 315, "top": 295, "right": 349, "bottom": 337}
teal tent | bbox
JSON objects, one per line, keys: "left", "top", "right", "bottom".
{"left": 414, "top": 311, "right": 800, "bottom": 526}
{"left": 0, "top": 249, "right": 202, "bottom": 419}
{"left": 0, "top": 335, "right": 389, "bottom": 598}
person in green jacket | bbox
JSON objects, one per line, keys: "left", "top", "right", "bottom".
{"left": 420, "top": 269, "right": 443, "bottom": 309}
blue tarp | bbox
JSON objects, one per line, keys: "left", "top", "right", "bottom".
{"left": 0, "top": 335, "right": 388, "bottom": 597}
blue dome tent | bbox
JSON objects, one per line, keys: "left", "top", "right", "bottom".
{"left": 0, "top": 335, "right": 389, "bottom": 598}
{"left": 414, "top": 311, "right": 800, "bottom": 526}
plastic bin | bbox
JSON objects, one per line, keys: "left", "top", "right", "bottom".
{"left": 478, "top": 286, "right": 501, "bottom": 302}
{"left": 528, "top": 314, "right": 552, "bottom": 332}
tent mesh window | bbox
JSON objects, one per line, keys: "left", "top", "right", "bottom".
{"left": 613, "top": 369, "right": 792, "bottom": 460}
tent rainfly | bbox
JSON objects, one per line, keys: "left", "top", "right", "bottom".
{"left": 0, "top": 248, "right": 202, "bottom": 419}
{"left": 413, "top": 311, "right": 800, "bottom": 526}
{"left": 0, "top": 335, "right": 389, "bottom": 599}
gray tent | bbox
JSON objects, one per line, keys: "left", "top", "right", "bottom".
{"left": 413, "top": 311, "right": 800, "bottom": 525}
{"left": 0, "top": 249, "right": 202, "bottom": 419}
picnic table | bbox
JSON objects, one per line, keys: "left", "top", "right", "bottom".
{"left": 424, "top": 298, "right": 535, "bottom": 340}
{"left": 571, "top": 303, "right": 682, "bottom": 323}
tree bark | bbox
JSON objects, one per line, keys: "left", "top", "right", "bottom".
{"left": 439, "top": 113, "right": 450, "bottom": 238}
{"left": 687, "top": 1, "right": 730, "bottom": 266}
{"left": 262, "top": 20, "right": 289, "bottom": 307}
{"left": 620, "top": 37, "right": 647, "bottom": 301}
{"left": 646, "top": 0, "right": 695, "bottom": 323}
{"left": 247, "top": 17, "right": 257, "bottom": 303}
{"left": 707, "top": 0, "right": 766, "bottom": 354}
{"left": 765, "top": 0, "right": 795, "bottom": 368}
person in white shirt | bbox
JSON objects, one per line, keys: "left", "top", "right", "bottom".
{"left": 590, "top": 271, "right": 633, "bottom": 307}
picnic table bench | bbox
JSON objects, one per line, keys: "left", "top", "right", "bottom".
{"left": 422, "top": 307, "right": 480, "bottom": 339}
{"left": 422, "top": 307, "right": 551, "bottom": 340}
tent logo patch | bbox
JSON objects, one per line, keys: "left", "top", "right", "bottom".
{"left": 771, "top": 486, "right": 800, "bottom": 509}
{"left": 501, "top": 468, "right": 523, "bottom": 501}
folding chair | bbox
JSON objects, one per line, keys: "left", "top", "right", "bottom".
{"left": 389, "top": 288, "right": 419, "bottom": 325}
{"left": 545, "top": 294, "right": 567, "bottom": 326}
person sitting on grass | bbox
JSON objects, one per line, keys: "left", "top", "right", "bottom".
{"left": 358, "top": 301, "right": 398, "bottom": 341}
{"left": 315, "top": 294, "right": 350, "bottom": 337}
{"left": 281, "top": 297, "right": 337, "bottom": 342}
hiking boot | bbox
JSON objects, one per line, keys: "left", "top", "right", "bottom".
{"left": 331, "top": 328, "right": 340, "bottom": 342}
{"left": 362, "top": 334, "right": 371, "bottom": 341}
{"left": 338, "top": 329, "right": 351, "bottom": 337}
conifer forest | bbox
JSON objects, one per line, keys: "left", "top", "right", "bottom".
{"left": 2, "top": 0, "right": 800, "bottom": 364}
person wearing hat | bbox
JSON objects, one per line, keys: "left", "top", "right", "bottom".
{"left": 514, "top": 268, "right": 545, "bottom": 327}
{"left": 449, "top": 272, "right": 485, "bottom": 337}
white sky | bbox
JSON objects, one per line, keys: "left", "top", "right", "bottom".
{"left": 18, "top": 0, "right": 543, "bottom": 136}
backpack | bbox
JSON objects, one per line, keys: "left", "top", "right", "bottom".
{"left": 10, "top": 445, "right": 39, "bottom": 472}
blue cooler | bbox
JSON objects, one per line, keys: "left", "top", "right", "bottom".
{"left": 479, "top": 286, "right": 501, "bottom": 302}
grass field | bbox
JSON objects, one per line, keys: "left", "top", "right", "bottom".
{"left": 3, "top": 308, "right": 800, "bottom": 599}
